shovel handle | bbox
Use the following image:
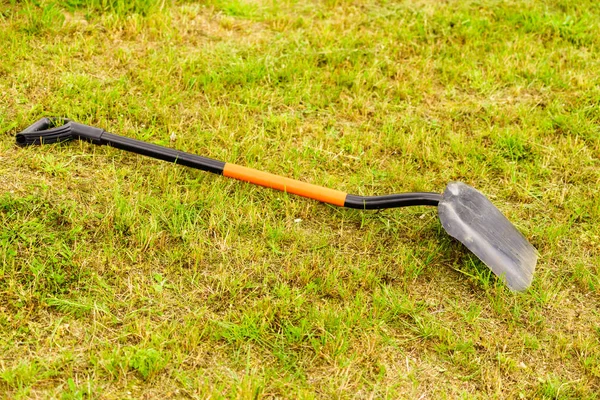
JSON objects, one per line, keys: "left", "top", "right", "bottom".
{"left": 16, "top": 117, "right": 104, "bottom": 146}
{"left": 16, "top": 118, "right": 441, "bottom": 208}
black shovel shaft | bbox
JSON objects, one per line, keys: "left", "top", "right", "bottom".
{"left": 100, "top": 132, "right": 225, "bottom": 174}
{"left": 16, "top": 118, "right": 442, "bottom": 209}
{"left": 16, "top": 118, "right": 225, "bottom": 174}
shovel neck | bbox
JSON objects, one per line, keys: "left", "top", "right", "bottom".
{"left": 344, "top": 193, "right": 442, "bottom": 209}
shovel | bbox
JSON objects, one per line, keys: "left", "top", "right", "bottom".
{"left": 16, "top": 118, "right": 538, "bottom": 291}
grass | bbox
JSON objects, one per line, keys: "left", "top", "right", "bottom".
{"left": 0, "top": 0, "right": 599, "bottom": 397}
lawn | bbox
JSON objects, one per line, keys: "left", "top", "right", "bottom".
{"left": 0, "top": 0, "right": 599, "bottom": 398}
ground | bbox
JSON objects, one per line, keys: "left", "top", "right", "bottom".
{"left": 0, "top": 0, "right": 599, "bottom": 398}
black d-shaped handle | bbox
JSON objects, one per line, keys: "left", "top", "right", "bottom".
{"left": 16, "top": 118, "right": 105, "bottom": 146}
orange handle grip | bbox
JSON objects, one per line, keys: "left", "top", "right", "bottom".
{"left": 222, "top": 163, "right": 347, "bottom": 206}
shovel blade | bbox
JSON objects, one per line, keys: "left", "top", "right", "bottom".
{"left": 438, "top": 182, "right": 537, "bottom": 291}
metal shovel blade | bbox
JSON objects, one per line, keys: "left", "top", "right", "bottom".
{"left": 437, "top": 182, "right": 537, "bottom": 291}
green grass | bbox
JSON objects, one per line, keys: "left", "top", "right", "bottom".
{"left": 1, "top": 0, "right": 599, "bottom": 397}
